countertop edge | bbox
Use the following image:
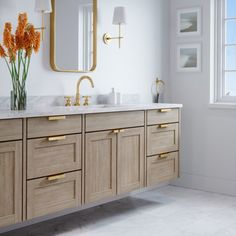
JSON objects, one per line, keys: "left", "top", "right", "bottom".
{"left": 0, "top": 103, "right": 183, "bottom": 120}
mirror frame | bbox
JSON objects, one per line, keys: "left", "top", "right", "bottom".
{"left": 50, "top": 0, "right": 97, "bottom": 73}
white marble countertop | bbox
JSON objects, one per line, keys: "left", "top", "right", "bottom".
{"left": 0, "top": 103, "right": 183, "bottom": 120}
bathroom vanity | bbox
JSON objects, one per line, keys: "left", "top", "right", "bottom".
{"left": 0, "top": 104, "right": 182, "bottom": 230}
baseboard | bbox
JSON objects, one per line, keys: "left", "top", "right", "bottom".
{"left": 171, "top": 172, "right": 236, "bottom": 196}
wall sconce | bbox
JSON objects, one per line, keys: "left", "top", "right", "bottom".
{"left": 103, "top": 7, "right": 127, "bottom": 48}
{"left": 34, "top": 0, "right": 52, "bottom": 40}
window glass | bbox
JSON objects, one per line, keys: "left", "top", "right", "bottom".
{"left": 225, "top": 46, "right": 236, "bottom": 70}
{"left": 225, "top": 72, "right": 236, "bottom": 96}
{"left": 226, "top": 0, "right": 236, "bottom": 18}
{"left": 226, "top": 20, "right": 236, "bottom": 44}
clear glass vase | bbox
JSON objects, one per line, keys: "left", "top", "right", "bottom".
{"left": 11, "top": 88, "right": 27, "bottom": 110}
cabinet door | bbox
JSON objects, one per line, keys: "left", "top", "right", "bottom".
{"left": 0, "top": 141, "right": 22, "bottom": 228}
{"left": 117, "top": 127, "right": 145, "bottom": 194}
{"left": 85, "top": 131, "right": 116, "bottom": 203}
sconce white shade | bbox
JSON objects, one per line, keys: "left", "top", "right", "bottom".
{"left": 112, "top": 7, "right": 127, "bottom": 25}
{"left": 35, "top": 0, "right": 52, "bottom": 13}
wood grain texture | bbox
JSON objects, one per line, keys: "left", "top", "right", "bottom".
{"left": 147, "top": 152, "right": 179, "bottom": 186}
{"left": 147, "top": 109, "right": 179, "bottom": 125}
{"left": 85, "top": 131, "right": 116, "bottom": 203}
{"left": 147, "top": 123, "right": 179, "bottom": 156}
{"left": 27, "top": 171, "right": 81, "bottom": 220}
{"left": 27, "top": 115, "right": 82, "bottom": 138}
{"left": 85, "top": 111, "right": 145, "bottom": 132}
{"left": 0, "top": 141, "right": 22, "bottom": 228}
{"left": 27, "top": 134, "right": 82, "bottom": 179}
{"left": 117, "top": 127, "right": 145, "bottom": 194}
{"left": 0, "top": 119, "right": 22, "bottom": 142}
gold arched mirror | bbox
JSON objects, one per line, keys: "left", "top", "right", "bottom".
{"left": 50, "top": 0, "right": 97, "bottom": 72}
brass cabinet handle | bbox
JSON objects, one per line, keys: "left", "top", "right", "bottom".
{"left": 158, "top": 124, "right": 169, "bottom": 129}
{"left": 119, "top": 129, "right": 125, "bottom": 133}
{"left": 159, "top": 109, "right": 172, "bottom": 113}
{"left": 48, "top": 116, "right": 66, "bottom": 121}
{"left": 47, "top": 174, "right": 66, "bottom": 181}
{"left": 113, "top": 130, "right": 120, "bottom": 134}
{"left": 158, "top": 154, "right": 169, "bottom": 160}
{"left": 48, "top": 136, "right": 66, "bottom": 142}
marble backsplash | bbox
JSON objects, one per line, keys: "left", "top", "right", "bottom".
{"left": 0, "top": 94, "right": 141, "bottom": 110}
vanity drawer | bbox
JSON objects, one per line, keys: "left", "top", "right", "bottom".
{"left": 0, "top": 119, "right": 22, "bottom": 142}
{"left": 147, "top": 109, "right": 179, "bottom": 125}
{"left": 85, "top": 111, "right": 145, "bottom": 132}
{"left": 27, "top": 115, "right": 82, "bottom": 138}
{"left": 147, "top": 123, "right": 179, "bottom": 156}
{"left": 147, "top": 152, "right": 179, "bottom": 187}
{"left": 27, "top": 171, "right": 81, "bottom": 219}
{"left": 27, "top": 134, "right": 82, "bottom": 179}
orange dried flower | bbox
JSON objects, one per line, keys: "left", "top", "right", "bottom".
{"left": 33, "top": 31, "right": 41, "bottom": 53}
{"left": 3, "top": 22, "right": 13, "bottom": 49}
{"left": 27, "top": 24, "right": 35, "bottom": 44}
{"left": 0, "top": 44, "right": 7, "bottom": 58}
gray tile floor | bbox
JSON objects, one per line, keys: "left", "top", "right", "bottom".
{"left": 3, "top": 186, "right": 236, "bottom": 236}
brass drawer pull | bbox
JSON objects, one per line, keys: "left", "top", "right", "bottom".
{"left": 47, "top": 174, "right": 66, "bottom": 181}
{"left": 159, "top": 124, "right": 169, "bottom": 129}
{"left": 119, "top": 129, "right": 125, "bottom": 133}
{"left": 158, "top": 154, "right": 169, "bottom": 160}
{"left": 48, "top": 116, "right": 66, "bottom": 121}
{"left": 159, "top": 109, "right": 172, "bottom": 113}
{"left": 113, "top": 130, "right": 120, "bottom": 134}
{"left": 48, "top": 136, "right": 66, "bottom": 142}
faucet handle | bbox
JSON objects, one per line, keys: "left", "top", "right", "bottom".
{"left": 83, "top": 96, "right": 91, "bottom": 106}
{"left": 64, "top": 96, "right": 72, "bottom": 107}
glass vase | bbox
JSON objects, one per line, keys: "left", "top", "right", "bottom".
{"left": 11, "top": 87, "right": 27, "bottom": 110}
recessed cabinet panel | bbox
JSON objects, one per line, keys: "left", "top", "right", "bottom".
{"left": 117, "top": 127, "right": 145, "bottom": 194}
{"left": 86, "top": 111, "right": 145, "bottom": 132}
{"left": 147, "top": 152, "right": 179, "bottom": 186}
{"left": 0, "top": 119, "right": 22, "bottom": 142}
{"left": 27, "top": 134, "right": 82, "bottom": 179}
{"left": 147, "top": 123, "right": 179, "bottom": 156}
{"left": 85, "top": 131, "right": 116, "bottom": 203}
{"left": 27, "top": 171, "right": 81, "bottom": 219}
{"left": 147, "top": 109, "right": 179, "bottom": 125}
{"left": 0, "top": 141, "right": 22, "bottom": 228}
{"left": 27, "top": 115, "right": 82, "bottom": 138}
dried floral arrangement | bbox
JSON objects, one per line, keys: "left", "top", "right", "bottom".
{"left": 0, "top": 13, "right": 41, "bottom": 110}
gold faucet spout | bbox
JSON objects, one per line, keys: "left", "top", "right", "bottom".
{"left": 75, "top": 76, "right": 95, "bottom": 106}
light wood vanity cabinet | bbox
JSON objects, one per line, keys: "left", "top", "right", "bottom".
{"left": 146, "top": 109, "right": 180, "bottom": 187}
{"left": 0, "top": 107, "right": 181, "bottom": 230}
{"left": 0, "top": 119, "right": 23, "bottom": 228}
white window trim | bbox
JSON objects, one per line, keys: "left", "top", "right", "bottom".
{"left": 211, "top": 0, "right": 236, "bottom": 108}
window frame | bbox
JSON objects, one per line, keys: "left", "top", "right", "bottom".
{"left": 214, "top": 0, "right": 236, "bottom": 103}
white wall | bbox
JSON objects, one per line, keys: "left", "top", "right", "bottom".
{"left": 170, "top": 0, "right": 236, "bottom": 196}
{"left": 0, "top": 0, "right": 170, "bottom": 103}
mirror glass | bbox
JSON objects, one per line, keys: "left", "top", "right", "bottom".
{"left": 51, "top": 0, "right": 97, "bottom": 72}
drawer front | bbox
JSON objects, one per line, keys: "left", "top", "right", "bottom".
{"left": 27, "top": 115, "right": 82, "bottom": 138}
{"left": 27, "top": 171, "right": 81, "bottom": 219}
{"left": 86, "top": 111, "right": 144, "bottom": 132}
{"left": 147, "top": 123, "right": 179, "bottom": 156}
{"left": 27, "top": 134, "right": 82, "bottom": 179}
{"left": 0, "top": 119, "right": 22, "bottom": 142}
{"left": 147, "top": 109, "right": 179, "bottom": 125}
{"left": 147, "top": 152, "right": 179, "bottom": 186}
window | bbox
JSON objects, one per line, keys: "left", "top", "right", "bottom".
{"left": 215, "top": 0, "right": 236, "bottom": 103}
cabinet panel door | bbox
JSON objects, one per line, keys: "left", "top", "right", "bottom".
{"left": 27, "top": 134, "right": 82, "bottom": 179}
{"left": 85, "top": 131, "right": 116, "bottom": 203}
{"left": 27, "top": 171, "right": 81, "bottom": 219}
{"left": 0, "top": 141, "right": 22, "bottom": 228}
{"left": 147, "top": 123, "right": 179, "bottom": 156}
{"left": 117, "top": 127, "right": 145, "bottom": 194}
{"left": 147, "top": 152, "right": 179, "bottom": 186}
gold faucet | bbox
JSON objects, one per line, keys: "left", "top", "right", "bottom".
{"left": 74, "top": 76, "right": 95, "bottom": 106}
